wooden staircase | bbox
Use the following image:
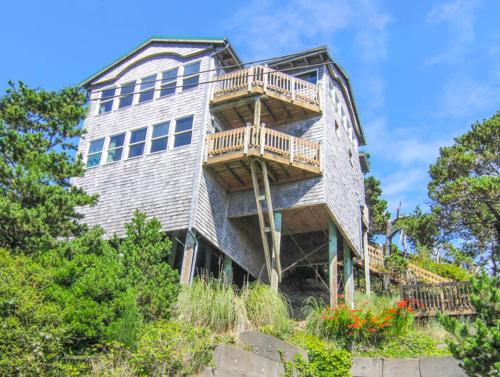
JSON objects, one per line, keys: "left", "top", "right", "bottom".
{"left": 364, "top": 245, "right": 451, "bottom": 284}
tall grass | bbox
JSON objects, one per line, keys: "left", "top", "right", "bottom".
{"left": 175, "top": 278, "right": 291, "bottom": 335}
{"left": 301, "top": 296, "right": 326, "bottom": 337}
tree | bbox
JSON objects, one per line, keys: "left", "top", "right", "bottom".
{"left": 428, "top": 112, "right": 500, "bottom": 274}
{"left": 438, "top": 273, "right": 499, "bottom": 376}
{"left": 0, "top": 81, "right": 96, "bottom": 253}
{"left": 397, "top": 207, "right": 438, "bottom": 251}
{"left": 364, "top": 176, "right": 389, "bottom": 241}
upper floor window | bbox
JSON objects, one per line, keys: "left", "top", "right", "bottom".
{"left": 295, "top": 70, "right": 317, "bottom": 84}
{"left": 106, "top": 133, "right": 125, "bottom": 163}
{"left": 139, "top": 75, "right": 156, "bottom": 103}
{"left": 182, "top": 62, "right": 200, "bottom": 91}
{"left": 86, "top": 138, "right": 104, "bottom": 167}
{"left": 150, "top": 122, "right": 170, "bottom": 153}
{"left": 99, "top": 87, "right": 115, "bottom": 114}
{"left": 119, "top": 81, "right": 135, "bottom": 109}
{"left": 174, "top": 115, "right": 193, "bottom": 147}
{"left": 128, "top": 127, "right": 147, "bottom": 158}
{"left": 160, "top": 68, "right": 178, "bottom": 97}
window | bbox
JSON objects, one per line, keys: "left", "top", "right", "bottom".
{"left": 106, "top": 133, "right": 125, "bottom": 163}
{"left": 295, "top": 70, "right": 317, "bottom": 84}
{"left": 174, "top": 115, "right": 193, "bottom": 147}
{"left": 160, "top": 68, "right": 178, "bottom": 97}
{"left": 150, "top": 122, "right": 170, "bottom": 153}
{"left": 99, "top": 87, "right": 115, "bottom": 114}
{"left": 182, "top": 61, "right": 200, "bottom": 91}
{"left": 138, "top": 74, "right": 156, "bottom": 103}
{"left": 86, "top": 138, "right": 104, "bottom": 167}
{"left": 119, "top": 81, "right": 135, "bottom": 108}
{"left": 128, "top": 128, "right": 147, "bottom": 158}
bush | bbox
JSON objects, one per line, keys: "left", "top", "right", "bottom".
{"left": 413, "top": 258, "right": 471, "bottom": 281}
{"left": 286, "top": 332, "right": 352, "bottom": 377}
{"left": 439, "top": 273, "right": 499, "bottom": 376}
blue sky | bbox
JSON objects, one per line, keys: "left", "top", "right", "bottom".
{"left": 1, "top": 0, "right": 499, "bottom": 214}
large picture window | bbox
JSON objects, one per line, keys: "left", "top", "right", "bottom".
{"left": 106, "top": 133, "right": 125, "bottom": 163}
{"left": 86, "top": 138, "right": 105, "bottom": 167}
{"left": 128, "top": 128, "right": 147, "bottom": 158}
{"left": 174, "top": 116, "right": 193, "bottom": 148}
{"left": 138, "top": 74, "right": 156, "bottom": 103}
{"left": 160, "top": 68, "right": 178, "bottom": 97}
{"left": 150, "top": 122, "right": 170, "bottom": 153}
{"left": 99, "top": 87, "right": 115, "bottom": 114}
{"left": 182, "top": 62, "right": 200, "bottom": 91}
{"left": 119, "top": 81, "right": 135, "bottom": 108}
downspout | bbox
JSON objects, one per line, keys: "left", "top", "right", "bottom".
{"left": 188, "top": 229, "right": 199, "bottom": 285}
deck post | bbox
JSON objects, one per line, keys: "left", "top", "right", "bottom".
{"left": 254, "top": 96, "right": 261, "bottom": 127}
{"left": 223, "top": 256, "right": 233, "bottom": 285}
{"left": 343, "top": 240, "right": 354, "bottom": 308}
{"left": 243, "top": 123, "right": 251, "bottom": 155}
{"left": 363, "top": 229, "right": 371, "bottom": 296}
{"left": 180, "top": 230, "right": 197, "bottom": 285}
{"left": 168, "top": 230, "right": 179, "bottom": 267}
{"left": 260, "top": 123, "right": 266, "bottom": 155}
{"left": 328, "top": 221, "right": 338, "bottom": 308}
{"left": 271, "top": 211, "right": 282, "bottom": 291}
{"left": 204, "top": 245, "right": 212, "bottom": 276}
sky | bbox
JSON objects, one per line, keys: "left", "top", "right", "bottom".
{"left": 1, "top": 0, "right": 499, "bottom": 215}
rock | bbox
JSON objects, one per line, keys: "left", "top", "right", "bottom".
{"left": 419, "top": 357, "right": 466, "bottom": 377}
{"left": 351, "top": 357, "right": 383, "bottom": 377}
{"left": 238, "top": 331, "right": 308, "bottom": 363}
{"left": 383, "top": 358, "right": 420, "bottom": 377}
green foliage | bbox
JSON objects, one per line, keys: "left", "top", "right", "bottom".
{"left": 384, "top": 253, "right": 409, "bottom": 276}
{"left": 0, "top": 81, "right": 96, "bottom": 253}
{"left": 397, "top": 207, "right": 439, "bottom": 250}
{"left": 115, "top": 211, "right": 179, "bottom": 321}
{"left": 131, "top": 321, "right": 216, "bottom": 376}
{"left": 412, "top": 256, "right": 472, "bottom": 281}
{"left": 438, "top": 273, "right": 500, "bottom": 376}
{"left": 285, "top": 332, "right": 352, "bottom": 377}
{"left": 428, "top": 112, "right": 500, "bottom": 273}
{"left": 106, "top": 290, "right": 142, "bottom": 349}
{"left": 364, "top": 176, "right": 389, "bottom": 240}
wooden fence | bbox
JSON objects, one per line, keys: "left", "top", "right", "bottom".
{"left": 400, "top": 281, "right": 475, "bottom": 316}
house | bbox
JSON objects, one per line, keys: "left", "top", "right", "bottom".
{"left": 73, "top": 36, "right": 370, "bottom": 307}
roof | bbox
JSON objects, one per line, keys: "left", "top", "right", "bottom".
{"left": 79, "top": 36, "right": 240, "bottom": 87}
{"left": 266, "top": 46, "right": 366, "bottom": 146}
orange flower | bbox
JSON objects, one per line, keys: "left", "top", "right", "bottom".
{"left": 348, "top": 323, "right": 362, "bottom": 329}
{"left": 407, "top": 307, "right": 414, "bottom": 313}
{"left": 397, "top": 300, "right": 409, "bottom": 308}
{"left": 383, "top": 315, "right": 393, "bottom": 322}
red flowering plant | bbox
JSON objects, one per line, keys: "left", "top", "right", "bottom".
{"left": 317, "top": 299, "right": 414, "bottom": 345}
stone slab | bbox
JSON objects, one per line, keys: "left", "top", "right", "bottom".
{"left": 383, "top": 358, "right": 420, "bottom": 377}
{"left": 238, "top": 331, "right": 308, "bottom": 363}
{"left": 419, "top": 357, "right": 466, "bottom": 377}
{"left": 351, "top": 357, "right": 383, "bottom": 377}
{"left": 213, "top": 344, "right": 284, "bottom": 377}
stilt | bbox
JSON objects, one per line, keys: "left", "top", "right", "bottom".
{"left": 271, "top": 212, "right": 282, "bottom": 291}
{"left": 204, "top": 245, "right": 212, "bottom": 276}
{"left": 168, "top": 230, "right": 179, "bottom": 267}
{"left": 180, "top": 230, "right": 197, "bottom": 285}
{"left": 223, "top": 256, "right": 233, "bottom": 285}
{"left": 343, "top": 240, "right": 354, "bottom": 308}
{"left": 328, "top": 221, "right": 338, "bottom": 308}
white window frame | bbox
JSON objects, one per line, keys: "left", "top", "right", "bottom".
{"left": 127, "top": 127, "right": 148, "bottom": 159}
{"left": 149, "top": 121, "right": 170, "bottom": 154}
{"left": 118, "top": 80, "right": 136, "bottom": 109}
{"left": 173, "top": 115, "right": 194, "bottom": 148}
{"left": 106, "top": 132, "right": 126, "bottom": 164}
{"left": 160, "top": 67, "right": 179, "bottom": 97}
{"left": 86, "top": 138, "right": 105, "bottom": 168}
{"left": 98, "top": 87, "right": 116, "bottom": 114}
{"left": 182, "top": 60, "right": 201, "bottom": 91}
{"left": 138, "top": 74, "right": 158, "bottom": 103}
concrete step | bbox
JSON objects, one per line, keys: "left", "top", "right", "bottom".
{"left": 351, "top": 357, "right": 466, "bottom": 377}
{"left": 238, "top": 331, "right": 308, "bottom": 364}
{"left": 210, "top": 344, "right": 284, "bottom": 377}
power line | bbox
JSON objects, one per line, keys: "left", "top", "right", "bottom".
{"left": 88, "top": 47, "right": 325, "bottom": 97}
{"left": 90, "top": 60, "right": 334, "bottom": 103}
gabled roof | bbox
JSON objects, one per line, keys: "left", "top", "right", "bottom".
{"left": 266, "top": 46, "right": 366, "bottom": 146}
{"left": 79, "top": 35, "right": 240, "bottom": 87}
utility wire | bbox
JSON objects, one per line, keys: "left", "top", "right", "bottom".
{"left": 90, "top": 60, "right": 334, "bottom": 103}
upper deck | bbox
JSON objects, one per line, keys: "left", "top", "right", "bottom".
{"left": 210, "top": 65, "right": 321, "bottom": 128}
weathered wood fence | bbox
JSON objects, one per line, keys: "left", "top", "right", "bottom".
{"left": 400, "top": 281, "right": 475, "bottom": 317}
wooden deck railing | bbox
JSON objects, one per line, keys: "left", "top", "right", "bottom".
{"left": 213, "top": 65, "right": 320, "bottom": 106}
{"left": 206, "top": 125, "right": 321, "bottom": 167}
{"left": 400, "top": 282, "right": 474, "bottom": 316}
{"left": 367, "top": 245, "right": 451, "bottom": 284}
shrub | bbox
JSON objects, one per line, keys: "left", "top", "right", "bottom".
{"left": 286, "top": 332, "right": 352, "bottom": 377}
{"left": 413, "top": 258, "right": 471, "bottom": 281}
{"left": 242, "top": 282, "right": 291, "bottom": 337}
{"left": 131, "top": 321, "right": 216, "bottom": 376}
{"left": 438, "top": 273, "right": 499, "bottom": 377}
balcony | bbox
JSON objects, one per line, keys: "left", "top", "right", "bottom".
{"left": 204, "top": 124, "right": 321, "bottom": 191}
{"left": 210, "top": 66, "right": 321, "bottom": 128}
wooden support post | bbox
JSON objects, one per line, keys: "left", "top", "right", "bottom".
{"left": 271, "top": 212, "right": 282, "bottom": 291}
{"left": 254, "top": 97, "right": 261, "bottom": 127}
{"left": 328, "top": 221, "right": 338, "bottom": 309}
{"left": 168, "top": 231, "right": 179, "bottom": 267}
{"left": 363, "top": 230, "right": 371, "bottom": 296}
{"left": 223, "top": 256, "right": 233, "bottom": 285}
{"left": 204, "top": 245, "right": 212, "bottom": 275}
{"left": 180, "top": 230, "right": 196, "bottom": 285}
{"left": 343, "top": 240, "right": 354, "bottom": 308}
